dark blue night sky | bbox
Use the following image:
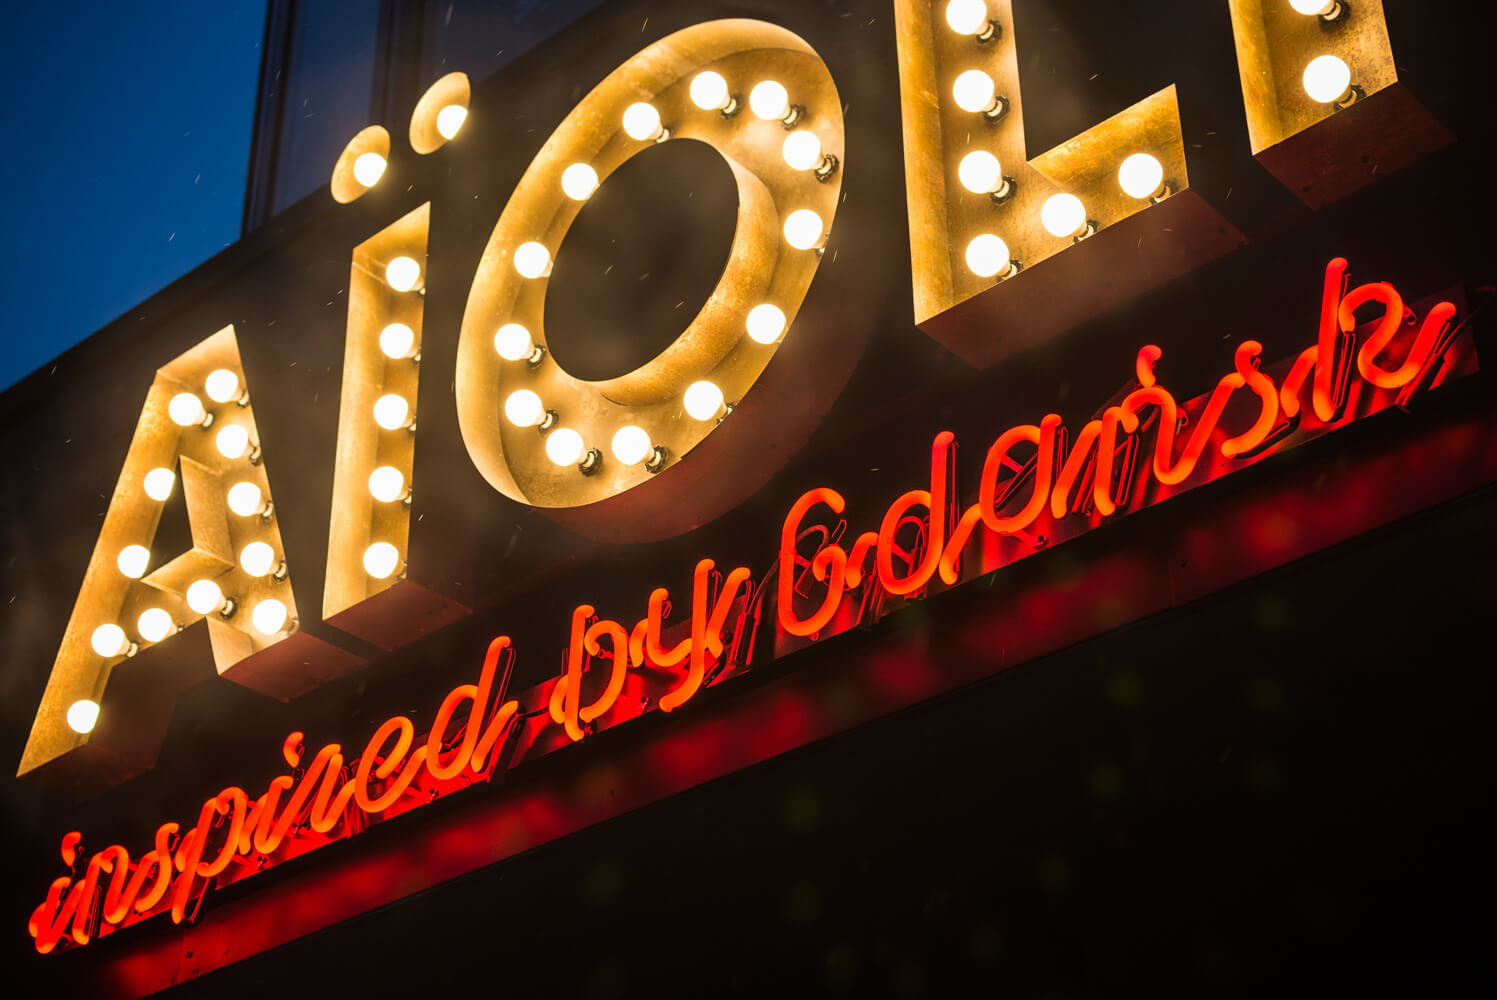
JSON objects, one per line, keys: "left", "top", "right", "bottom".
{"left": 0, "top": 2, "right": 266, "bottom": 390}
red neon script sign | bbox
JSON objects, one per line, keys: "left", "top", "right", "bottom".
{"left": 29, "top": 259, "right": 1473, "bottom": 954}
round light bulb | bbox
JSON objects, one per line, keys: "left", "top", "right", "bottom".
{"left": 204, "top": 368, "right": 240, "bottom": 403}
{"left": 216, "top": 424, "right": 250, "bottom": 460}
{"left": 965, "top": 233, "right": 1012, "bottom": 278}
{"left": 168, "top": 392, "right": 206, "bottom": 427}
{"left": 1290, "top": 0, "right": 1337, "bottom": 15}
{"left": 143, "top": 467, "right": 176, "bottom": 502}
{"left": 67, "top": 699, "right": 100, "bottom": 734}
{"left": 782, "top": 130, "right": 824, "bottom": 171}
{"left": 227, "top": 481, "right": 264, "bottom": 517}
{"left": 504, "top": 389, "right": 545, "bottom": 427}
{"left": 957, "top": 151, "right": 1003, "bottom": 194}
{"left": 945, "top": 0, "right": 991, "bottom": 35}
{"left": 513, "top": 241, "right": 552, "bottom": 279}
{"left": 435, "top": 104, "right": 468, "bottom": 139}
{"left": 1041, "top": 193, "right": 1088, "bottom": 238}
{"left": 1118, "top": 153, "right": 1166, "bottom": 200}
{"left": 611, "top": 425, "right": 652, "bottom": 466}
{"left": 749, "top": 80, "right": 790, "bottom": 121}
{"left": 952, "top": 70, "right": 997, "bottom": 113}
{"left": 385, "top": 256, "right": 421, "bottom": 292}
{"left": 137, "top": 608, "right": 174, "bottom": 643}
{"left": 784, "top": 209, "right": 825, "bottom": 251}
{"left": 252, "top": 598, "right": 290, "bottom": 636}
{"left": 363, "top": 542, "right": 401, "bottom": 579}
{"left": 373, "top": 394, "right": 411, "bottom": 430}
{"left": 494, "top": 323, "right": 535, "bottom": 361}
{"left": 352, "top": 152, "right": 387, "bottom": 188}
{"left": 545, "top": 428, "right": 586, "bottom": 467}
{"left": 240, "top": 541, "right": 277, "bottom": 577}
{"left": 117, "top": 544, "right": 150, "bottom": 579}
{"left": 186, "top": 579, "right": 225, "bottom": 616}
{"left": 746, "top": 304, "right": 787, "bottom": 344}
{"left": 91, "top": 624, "right": 129, "bottom": 658}
{"left": 690, "top": 70, "right": 732, "bottom": 111}
{"left": 1303, "top": 54, "right": 1353, "bottom": 104}
{"left": 379, "top": 322, "right": 416, "bottom": 359}
{"left": 622, "top": 102, "right": 664, "bottom": 141}
{"left": 684, "top": 381, "right": 725, "bottom": 421}
{"left": 368, "top": 465, "right": 407, "bottom": 502}
{"left": 561, "top": 162, "right": 599, "bottom": 200}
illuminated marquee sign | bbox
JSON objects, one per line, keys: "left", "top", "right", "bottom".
{"left": 11, "top": 0, "right": 1478, "bottom": 965}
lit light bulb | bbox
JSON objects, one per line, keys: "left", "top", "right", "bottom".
{"left": 784, "top": 209, "right": 825, "bottom": 251}
{"left": 143, "top": 467, "right": 176, "bottom": 502}
{"left": 684, "top": 381, "right": 725, "bottom": 421}
{"left": 240, "top": 541, "right": 277, "bottom": 577}
{"left": 252, "top": 598, "right": 290, "bottom": 636}
{"left": 385, "top": 256, "right": 422, "bottom": 292}
{"left": 352, "top": 151, "right": 387, "bottom": 188}
{"left": 379, "top": 322, "right": 416, "bottom": 359}
{"left": 368, "top": 465, "right": 407, "bottom": 502}
{"left": 746, "top": 304, "right": 787, "bottom": 344}
{"left": 373, "top": 394, "right": 412, "bottom": 430}
{"left": 545, "top": 428, "right": 585, "bottom": 467}
{"left": 965, "top": 233, "right": 1013, "bottom": 278}
{"left": 227, "top": 481, "right": 265, "bottom": 517}
{"left": 952, "top": 70, "right": 998, "bottom": 114}
{"left": 67, "top": 699, "right": 100, "bottom": 734}
{"left": 137, "top": 608, "right": 174, "bottom": 643}
{"left": 611, "top": 425, "right": 652, "bottom": 465}
{"left": 690, "top": 70, "right": 732, "bottom": 111}
{"left": 216, "top": 424, "right": 251, "bottom": 459}
{"left": 168, "top": 392, "right": 207, "bottom": 427}
{"left": 504, "top": 389, "right": 545, "bottom": 427}
{"left": 494, "top": 323, "right": 535, "bottom": 361}
{"left": 749, "top": 80, "right": 791, "bottom": 121}
{"left": 782, "top": 130, "right": 824, "bottom": 172}
{"left": 1290, "top": 0, "right": 1338, "bottom": 15}
{"left": 116, "top": 544, "right": 150, "bottom": 579}
{"left": 561, "top": 162, "right": 599, "bottom": 200}
{"left": 622, "top": 102, "right": 665, "bottom": 141}
{"left": 186, "top": 579, "right": 226, "bottom": 615}
{"left": 91, "top": 623, "right": 129, "bottom": 658}
{"left": 1118, "top": 153, "right": 1166, "bottom": 200}
{"left": 204, "top": 368, "right": 240, "bottom": 403}
{"left": 946, "top": 0, "right": 992, "bottom": 36}
{"left": 957, "top": 150, "right": 1006, "bottom": 195}
{"left": 1041, "top": 193, "right": 1089, "bottom": 238}
{"left": 513, "top": 241, "right": 552, "bottom": 279}
{"left": 435, "top": 104, "right": 468, "bottom": 140}
{"left": 1303, "top": 54, "right": 1353, "bottom": 104}
{"left": 363, "top": 542, "right": 401, "bottom": 579}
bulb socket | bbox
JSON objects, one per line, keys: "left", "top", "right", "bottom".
{"left": 982, "top": 95, "right": 1010, "bottom": 123}
{"left": 813, "top": 153, "right": 839, "bottom": 183}
{"left": 993, "top": 259, "right": 1022, "bottom": 282}
{"left": 780, "top": 105, "right": 804, "bottom": 130}
{"left": 976, "top": 20, "right": 1001, "bottom": 43}
{"left": 988, "top": 176, "right": 1017, "bottom": 204}
{"left": 219, "top": 598, "right": 238, "bottom": 619}
{"left": 526, "top": 344, "right": 547, "bottom": 367}
{"left": 720, "top": 96, "right": 740, "bottom": 118}
{"left": 248, "top": 444, "right": 263, "bottom": 466}
{"left": 1149, "top": 182, "right": 1175, "bottom": 205}
{"left": 538, "top": 409, "right": 558, "bottom": 432}
{"left": 645, "top": 446, "right": 669, "bottom": 474}
{"left": 272, "top": 561, "right": 289, "bottom": 581}
{"left": 1333, "top": 83, "right": 1364, "bottom": 110}
{"left": 1318, "top": 1, "right": 1347, "bottom": 23}
{"left": 259, "top": 500, "right": 275, "bottom": 523}
{"left": 578, "top": 448, "right": 603, "bottom": 476}
{"left": 1075, "top": 220, "right": 1099, "bottom": 243}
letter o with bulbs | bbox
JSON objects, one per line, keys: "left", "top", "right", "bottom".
{"left": 456, "top": 19, "right": 848, "bottom": 541}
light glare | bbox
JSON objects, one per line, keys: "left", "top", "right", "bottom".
{"left": 91, "top": 624, "right": 128, "bottom": 658}
{"left": 204, "top": 369, "right": 240, "bottom": 403}
{"left": 494, "top": 323, "right": 535, "bottom": 361}
{"left": 611, "top": 425, "right": 652, "bottom": 466}
{"left": 373, "top": 394, "right": 411, "bottom": 430}
{"left": 545, "top": 428, "right": 585, "bottom": 467}
{"left": 379, "top": 323, "right": 416, "bottom": 359}
{"left": 622, "top": 102, "right": 664, "bottom": 141}
{"left": 946, "top": 0, "right": 991, "bottom": 35}
{"left": 749, "top": 80, "right": 790, "bottom": 121}
{"left": 1041, "top": 193, "right": 1088, "bottom": 238}
{"left": 168, "top": 392, "right": 206, "bottom": 427}
{"left": 965, "top": 234, "right": 1012, "bottom": 278}
{"left": 782, "top": 130, "right": 823, "bottom": 171}
{"left": 117, "top": 545, "right": 150, "bottom": 579}
{"left": 227, "top": 481, "right": 265, "bottom": 517}
{"left": 216, "top": 424, "right": 250, "bottom": 460}
{"left": 1303, "top": 54, "right": 1353, "bottom": 104}
{"left": 690, "top": 71, "right": 731, "bottom": 111}
{"left": 186, "top": 579, "right": 225, "bottom": 615}
{"left": 746, "top": 304, "right": 787, "bottom": 344}
{"left": 137, "top": 608, "right": 174, "bottom": 643}
{"left": 352, "top": 152, "right": 387, "bottom": 187}
{"left": 143, "top": 467, "right": 176, "bottom": 502}
{"left": 240, "top": 541, "right": 277, "bottom": 577}
{"left": 363, "top": 542, "right": 401, "bottom": 579}
{"left": 957, "top": 151, "right": 1003, "bottom": 194}
{"left": 252, "top": 598, "right": 290, "bottom": 636}
{"left": 513, "top": 241, "right": 552, "bottom": 279}
{"left": 952, "top": 70, "right": 997, "bottom": 113}
{"left": 504, "top": 389, "right": 545, "bottom": 427}
{"left": 783, "top": 209, "right": 825, "bottom": 251}
{"left": 67, "top": 699, "right": 100, "bottom": 734}
{"left": 1118, "top": 153, "right": 1165, "bottom": 200}
{"left": 368, "top": 466, "right": 407, "bottom": 502}
{"left": 385, "top": 256, "right": 421, "bottom": 292}
{"left": 435, "top": 104, "right": 468, "bottom": 140}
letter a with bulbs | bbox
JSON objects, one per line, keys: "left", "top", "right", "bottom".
{"left": 894, "top": 0, "right": 1246, "bottom": 368}
{"left": 17, "top": 327, "right": 360, "bottom": 792}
